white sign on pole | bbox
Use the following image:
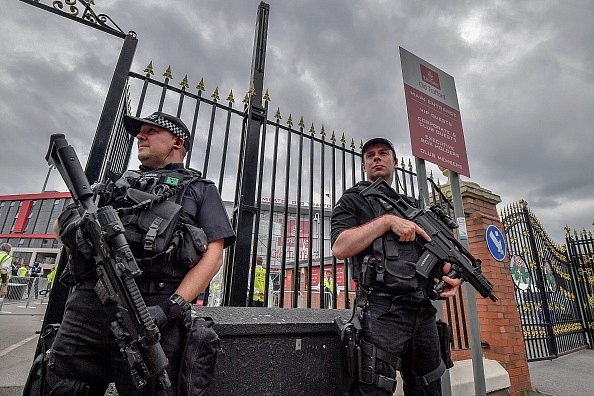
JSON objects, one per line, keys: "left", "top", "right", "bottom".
{"left": 399, "top": 47, "right": 470, "bottom": 177}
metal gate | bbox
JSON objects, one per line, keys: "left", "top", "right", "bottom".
{"left": 20, "top": 0, "right": 472, "bottom": 349}
{"left": 565, "top": 230, "right": 594, "bottom": 347}
{"left": 502, "top": 200, "right": 591, "bottom": 361}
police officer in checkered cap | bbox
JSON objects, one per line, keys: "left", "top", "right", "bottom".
{"left": 49, "top": 111, "right": 235, "bottom": 395}
{"left": 125, "top": 112, "right": 190, "bottom": 147}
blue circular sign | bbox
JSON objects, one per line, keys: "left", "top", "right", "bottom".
{"left": 485, "top": 225, "right": 506, "bottom": 261}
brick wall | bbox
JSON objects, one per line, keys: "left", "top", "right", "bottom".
{"left": 444, "top": 180, "right": 532, "bottom": 395}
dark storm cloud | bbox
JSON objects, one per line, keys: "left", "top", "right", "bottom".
{"left": 1, "top": 0, "right": 593, "bottom": 242}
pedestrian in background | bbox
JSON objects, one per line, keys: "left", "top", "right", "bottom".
{"left": 252, "top": 256, "right": 267, "bottom": 307}
{"left": 0, "top": 243, "right": 12, "bottom": 297}
{"left": 29, "top": 262, "right": 43, "bottom": 298}
{"left": 47, "top": 266, "right": 57, "bottom": 289}
{"left": 323, "top": 268, "right": 335, "bottom": 309}
{"left": 17, "top": 262, "right": 28, "bottom": 277}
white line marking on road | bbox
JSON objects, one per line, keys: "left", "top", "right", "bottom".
{"left": 0, "top": 334, "right": 38, "bottom": 358}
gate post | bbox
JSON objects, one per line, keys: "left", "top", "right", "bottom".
{"left": 85, "top": 33, "right": 138, "bottom": 183}
{"left": 441, "top": 178, "right": 533, "bottom": 395}
{"left": 225, "top": 2, "right": 269, "bottom": 306}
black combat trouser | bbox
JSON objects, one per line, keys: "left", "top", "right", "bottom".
{"left": 50, "top": 288, "right": 186, "bottom": 396}
{"left": 350, "top": 294, "right": 442, "bottom": 396}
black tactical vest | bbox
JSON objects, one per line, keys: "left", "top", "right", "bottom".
{"left": 103, "top": 166, "right": 211, "bottom": 293}
{"left": 354, "top": 182, "right": 431, "bottom": 299}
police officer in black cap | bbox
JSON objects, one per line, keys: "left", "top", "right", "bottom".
{"left": 331, "top": 137, "right": 461, "bottom": 396}
{"left": 49, "top": 112, "right": 236, "bottom": 395}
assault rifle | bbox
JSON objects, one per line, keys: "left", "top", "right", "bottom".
{"left": 46, "top": 134, "right": 171, "bottom": 389}
{"left": 360, "top": 178, "right": 497, "bottom": 302}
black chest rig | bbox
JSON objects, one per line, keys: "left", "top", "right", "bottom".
{"left": 353, "top": 182, "right": 430, "bottom": 299}
{"left": 100, "top": 166, "right": 211, "bottom": 290}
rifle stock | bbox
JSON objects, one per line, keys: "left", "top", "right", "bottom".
{"left": 360, "top": 178, "right": 497, "bottom": 302}
{"left": 46, "top": 134, "right": 171, "bottom": 389}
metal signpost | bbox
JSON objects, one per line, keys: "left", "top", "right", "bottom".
{"left": 400, "top": 47, "right": 486, "bottom": 396}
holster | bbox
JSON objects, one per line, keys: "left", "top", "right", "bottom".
{"left": 334, "top": 316, "right": 362, "bottom": 384}
{"left": 436, "top": 319, "right": 454, "bottom": 369}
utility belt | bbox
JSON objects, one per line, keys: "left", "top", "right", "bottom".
{"left": 77, "top": 276, "right": 182, "bottom": 297}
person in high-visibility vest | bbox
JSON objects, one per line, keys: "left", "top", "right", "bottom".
{"left": 47, "top": 266, "right": 57, "bottom": 288}
{"left": 17, "top": 263, "right": 28, "bottom": 277}
{"left": 253, "top": 256, "right": 267, "bottom": 307}
{"left": 323, "top": 268, "right": 335, "bottom": 309}
{"left": 0, "top": 243, "right": 13, "bottom": 297}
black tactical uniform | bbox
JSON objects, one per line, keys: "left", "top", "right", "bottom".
{"left": 49, "top": 163, "right": 235, "bottom": 396}
{"left": 332, "top": 181, "right": 444, "bottom": 396}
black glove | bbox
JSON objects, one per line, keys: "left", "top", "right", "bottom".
{"left": 148, "top": 294, "right": 191, "bottom": 328}
{"left": 147, "top": 304, "right": 170, "bottom": 328}
{"left": 57, "top": 204, "right": 93, "bottom": 259}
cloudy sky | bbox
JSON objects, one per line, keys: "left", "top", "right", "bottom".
{"left": 1, "top": 0, "right": 593, "bottom": 243}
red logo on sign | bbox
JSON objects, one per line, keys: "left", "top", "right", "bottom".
{"left": 420, "top": 64, "right": 441, "bottom": 90}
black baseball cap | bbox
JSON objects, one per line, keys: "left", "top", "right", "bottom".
{"left": 124, "top": 112, "right": 192, "bottom": 151}
{"left": 361, "top": 137, "right": 396, "bottom": 159}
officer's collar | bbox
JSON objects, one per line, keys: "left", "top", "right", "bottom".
{"left": 139, "top": 162, "right": 185, "bottom": 172}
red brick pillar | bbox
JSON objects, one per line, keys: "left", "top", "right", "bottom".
{"left": 442, "top": 180, "right": 532, "bottom": 395}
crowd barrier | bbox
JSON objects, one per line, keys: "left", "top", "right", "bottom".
{"left": 0, "top": 276, "right": 51, "bottom": 310}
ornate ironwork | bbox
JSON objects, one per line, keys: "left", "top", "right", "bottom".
{"left": 502, "top": 200, "right": 592, "bottom": 361}
{"left": 21, "top": 0, "right": 132, "bottom": 38}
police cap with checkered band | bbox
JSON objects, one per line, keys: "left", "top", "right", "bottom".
{"left": 124, "top": 112, "right": 192, "bottom": 151}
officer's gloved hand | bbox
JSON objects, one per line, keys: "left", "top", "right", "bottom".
{"left": 57, "top": 204, "right": 93, "bottom": 259}
{"left": 148, "top": 296, "right": 190, "bottom": 329}
{"left": 147, "top": 304, "right": 170, "bottom": 328}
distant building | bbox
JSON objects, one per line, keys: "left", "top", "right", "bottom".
{"left": 0, "top": 191, "right": 345, "bottom": 296}
{"left": 0, "top": 191, "right": 71, "bottom": 272}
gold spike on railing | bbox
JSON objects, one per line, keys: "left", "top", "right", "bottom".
{"left": 242, "top": 93, "right": 250, "bottom": 104}
{"left": 144, "top": 61, "right": 154, "bottom": 75}
{"left": 163, "top": 66, "right": 173, "bottom": 79}
{"left": 320, "top": 125, "right": 326, "bottom": 138}
{"left": 309, "top": 123, "right": 315, "bottom": 136}
{"left": 287, "top": 114, "right": 294, "bottom": 128}
{"left": 248, "top": 84, "right": 256, "bottom": 97}
{"left": 408, "top": 159, "right": 413, "bottom": 171}
{"left": 360, "top": 140, "right": 364, "bottom": 151}
{"left": 331, "top": 130, "right": 336, "bottom": 143}
{"left": 340, "top": 133, "right": 346, "bottom": 145}
{"left": 429, "top": 170, "right": 434, "bottom": 179}
{"left": 400, "top": 158, "right": 405, "bottom": 167}
{"left": 212, "top": 87, "right": 220, "bottom": 101}
{"left": 196, "top": 78, "right": 205, "bottom": 91}
{"left": 227, "top": 90, "right": 234, "bottom": 103}
{"left": 298, "top": 117, "right": 305, "bottom": 129}
{"left": 274, "top": 107, "right": 282, "bottom": 120}
{"left": 263, "top": 89, "right": 271, "bottom": 102}
{"left": 350, "top": 138, "right": 356, "bottom": 150}
{"left": 180, "top": 75, "right": 189, "bottom": 89}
